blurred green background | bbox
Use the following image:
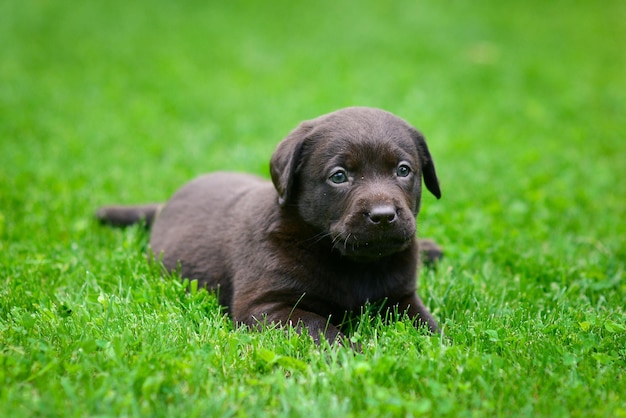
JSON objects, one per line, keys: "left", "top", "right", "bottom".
{"left": 1, "top": 0, "right": 625, "bottom": 416}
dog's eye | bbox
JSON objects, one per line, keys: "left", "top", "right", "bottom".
{"left": 396, "top": 164, "right": 412, "bottom": 178}
{"left": 329, "top": 170, "right": 349, "bottom": 184}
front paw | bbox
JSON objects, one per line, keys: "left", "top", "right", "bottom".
{"left": 418, "top": 238, "right": 443, "bottom": 266}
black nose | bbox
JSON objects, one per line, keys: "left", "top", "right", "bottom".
{"left": 367, "top": 205, "right": 398, "bottom": 225}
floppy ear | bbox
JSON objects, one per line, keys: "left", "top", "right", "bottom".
{"left": 270, "top": 123, "right": 313, "bottom": 206}
{"left": 410, "top": 128, "right": 441, "bottom": 199}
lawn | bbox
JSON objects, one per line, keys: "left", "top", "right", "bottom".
{"left": 1, "top": 0, "right": 625, "bottom": 416}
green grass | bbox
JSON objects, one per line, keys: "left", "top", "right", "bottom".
{"left": 1, "top": 0, "right": 625, "bottom": 416}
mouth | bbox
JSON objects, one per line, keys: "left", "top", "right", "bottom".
{"left": 332, "top": 233, "right": 413, "bottom": 260}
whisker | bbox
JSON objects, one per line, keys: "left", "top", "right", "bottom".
{"left": 331, "top": 234, "right": 343, "bottom": 252}
{"left": 299, "top": 231, "right": 332, "bottom": 245}
{"left": 343, "top": 234, "right": 351, "bottom": 250}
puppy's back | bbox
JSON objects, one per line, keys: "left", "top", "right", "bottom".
{"left": 149, "top": 172, "right": 272, "bottom": 291}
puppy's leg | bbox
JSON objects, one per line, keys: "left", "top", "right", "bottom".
{"left": 96, "top": 203, "right": 163, "bottom": 228}
{"left": 241, "top": 306, "right": 346, "bottom": 346}
{"left": 418, "top": 238, "right": 443, "bottom": 266}
{"left": 391, "top": 294, "right": 439, "bottom": 333}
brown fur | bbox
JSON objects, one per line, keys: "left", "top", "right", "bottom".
{"left": 97, "top": 107, "right": 443, "bottom": 344}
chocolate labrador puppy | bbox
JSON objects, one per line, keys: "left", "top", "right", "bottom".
{"left": 97, "top": 107, "right": 442, "bottom": 344}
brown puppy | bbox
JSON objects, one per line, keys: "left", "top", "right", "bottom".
{"left": 97, "top": 107, "right": 442, "bottom": 344}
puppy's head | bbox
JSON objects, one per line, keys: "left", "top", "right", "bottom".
{"left": 270, "top": 107, "right": 440, "bottom": 261}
